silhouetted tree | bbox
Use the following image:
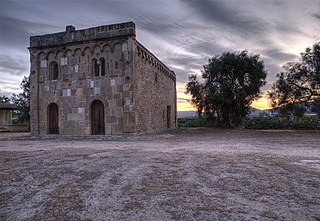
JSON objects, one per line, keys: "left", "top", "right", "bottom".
{"left": 269, "top": 42, "right": 320, "bottom": 117}
{"left": 186, "top": 51, "right": 267, "bottom": 127}
{"left": 0, "top": 95, "right": 10, "bottom": 103}
{"left": 11, "top": 76, "right": 30, "bottom": 123}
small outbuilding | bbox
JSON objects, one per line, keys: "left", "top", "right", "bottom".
{"left": 0, "top": 103, "right": 17, "bottom": 132}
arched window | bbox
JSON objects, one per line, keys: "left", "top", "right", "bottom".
{"left": 92, "top": 58, "right": 99, "bottom": 77}
{"left": 92, "top": 58, "right": 106, "bottom": 77}
{"left": 49, "top": 61, "right": 58, "bottom": 80}
{"left": 100, "top": 58, "right": 105, "bottom": 76}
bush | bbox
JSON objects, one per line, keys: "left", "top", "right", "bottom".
{"left": 242, "top": 115, "right": 320, "bottom": 130}
{"left": 178, "top": 117, "right": 215, "bottom": 128}
{"left": 290, "top": 116, "right": 320, "bottom": 129}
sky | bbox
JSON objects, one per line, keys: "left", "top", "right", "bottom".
{"left": 0, "top": 0, "right": 319, "bottom": 110}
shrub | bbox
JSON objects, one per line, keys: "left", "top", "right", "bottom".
{"left": 242, "top": 115, "right": 320, "bottom": 130}
{"left": 178, "top": 117, "right": 214, "bottom": 128}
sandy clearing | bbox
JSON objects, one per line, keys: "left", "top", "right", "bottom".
{"left": 0, "top": 129, "right": 320, "bottom": 221}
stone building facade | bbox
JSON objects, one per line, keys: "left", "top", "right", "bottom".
{"left": 29, "top": 21, "right": 176, "bottom": 136}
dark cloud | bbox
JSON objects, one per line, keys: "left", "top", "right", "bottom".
{"left": 0, "top": 54, "right": 29, "bottom": 76}
{"left": 179, "top": 0, "right": 269, "bottom": 36}
{"left": 313, "top": 13, "right": 320, "bottom": 20}
{"left": 134, "top": 13, "right": 183, "bottom": 35}
{"left": 273, "top": 23, "right": 305, "bottom": 36}
{"left": 0, "top": 0, "right": 318, "bottom": 103}
{"left": 0, "top": 15, "right": 57, "bottom": 49}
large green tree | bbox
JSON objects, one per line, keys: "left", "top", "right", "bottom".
{"left": 11, "top": 76, "right": 30, "bottom": 123}
{"left": 186, "top": 51, "right": 267, "bottom": 127}
{"left": 269, "top": 42, "right": 320, "bottom": 116}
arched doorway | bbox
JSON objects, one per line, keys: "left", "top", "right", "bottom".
{"left": 48, "top": 103, "right": 59, "bottom": 134}
{"left": 91, "top": 100, "right": 105, "bottom": 135}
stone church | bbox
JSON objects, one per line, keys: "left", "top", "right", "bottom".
{"left": 29, "top": 21, "right": 176, "bottom": 136}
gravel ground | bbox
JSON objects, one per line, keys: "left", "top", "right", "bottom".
{"left": 0, "top": 129, "right": 320, "bottom": 221}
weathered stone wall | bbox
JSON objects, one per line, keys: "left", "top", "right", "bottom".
{"left": 30, "top": 22, "right": 135, "bottom": 48}
{"left": 133, "top": 42, "right": 176, "bottom": 134}
{"left": 29, "top": 21, "right": 176, "bottom": 136}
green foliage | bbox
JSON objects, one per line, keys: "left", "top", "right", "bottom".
{"left": 178, "top": 117, "right": 215, "bottom": 128}
{"left": 0, "top": 95, "right": 10, "bottom": 103}
{"left": 185, "top": 75, "right": 204, "bottom": 117}
{"left": 11, "top": 76, "right": 30, "bottom": 123}
{"left": 179, "top": 115, "right": 320, "bottom": 130}
{"left": 269, "top": 42, "right": 320, "bottom": 116}
{"left": 311, "top": 99, "right": 320, "bottom": 116}
{"left": 275, "top": 103, "right": 307, "bottom": 118}
{"left": 243, "top": 115, "right": 320, "bottom": 130}
{"left": 186, "top": 50, "right": 267, "bottom": 127}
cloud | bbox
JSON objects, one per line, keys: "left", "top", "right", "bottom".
{"left": 134, "top": 13, "right": 180, "bottom": 35}
{"left": 263, "top": 49, "right": 297, "bottom": 63}
{"left": 0, "top": 88, "right": 18, "bottom": 97}
{"left": 0, "top": 0, "right": 318, "bottom": 102}
{"left": 179, "top": 0, "right": 269, "bottom": 37}
{"left": 0, "top": 54, "right": 29, "bottom": 76}
{"left": 0, "top": 15, "right": 57, "bottom": 49}
{"left": 177, "top": 98, "right": 189, "bottom": 103}
{"left": 313, "top": 13, "right": 320, "bottom": 20}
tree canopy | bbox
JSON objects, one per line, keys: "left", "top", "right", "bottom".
{"left": 11, "top": 76, "right": 30, "bottom": 123}
{"left": 0, "top": 95, "right": 10, "bottom": 103}
{"left": 186, "top": 50, "right": 267, "bottom": 127}
{"left": 269, "top": 42, "right": 320, "bottom": 116}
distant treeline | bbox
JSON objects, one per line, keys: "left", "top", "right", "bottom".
{"left": 178, "top": 115, "right": 320, "bottom": 130}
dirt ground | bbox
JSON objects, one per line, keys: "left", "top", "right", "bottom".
{"left": 1, "top": 129, "right": 320, "bottom": 221}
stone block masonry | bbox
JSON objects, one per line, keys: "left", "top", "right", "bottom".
{"left": 29, "top": 21, "right": 176, "bottom": 136}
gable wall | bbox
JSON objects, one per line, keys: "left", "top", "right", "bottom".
{"left": 133, "top": 42, "right": 176, "bottom": 134}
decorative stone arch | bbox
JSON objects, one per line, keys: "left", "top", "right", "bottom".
{"left": 47, "top": 51, "right": 55, "bottom": 60}
{"left": 55, "top": 50, "right": 63, "bottom": 59}
{"left": 102, "top": 44, "right": 111, "bottom": 52}
{"left": 64, "top": 49, "right": 73, "bottom": 57}
{"left": 90, "top": 100, "right": 105, "bottom": 135}
{"left": 48, "top": 102, "right": 59, "bottom": 134}
{"left": 82, "top": 47, "right": 92, "bottom": 56}
{"left": 137, "top": 47, "right": 142, "bottom": 56}
{"left": 111, "top": 42, "right": 122, "bottom": 53}
{"left": 93, "top": 44, "right": 102, "bottom": 55}
{"left": 38, "top": 52, "right": 46, "bottom": 60}
{"left": 74, "top": 48, "right": 82, "bottom": 56}
{"left": 31, "top": 50, "right": 38, "bottom": 58}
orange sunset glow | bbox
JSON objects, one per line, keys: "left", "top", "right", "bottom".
{"left": 250, "top": 97, "right": 272, "bottom": 110}
{"left": 177, "top": 96, "right": 272, "bottom": 112}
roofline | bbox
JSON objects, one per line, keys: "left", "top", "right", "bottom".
{"left": 136, "top": 40, "right": 176, "bottom": 80}
{"left": 0, "top": 103, "right": 17, "bottom": 110}
{"left": 29, "top": 21, "right": 136, "bottom": 49}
